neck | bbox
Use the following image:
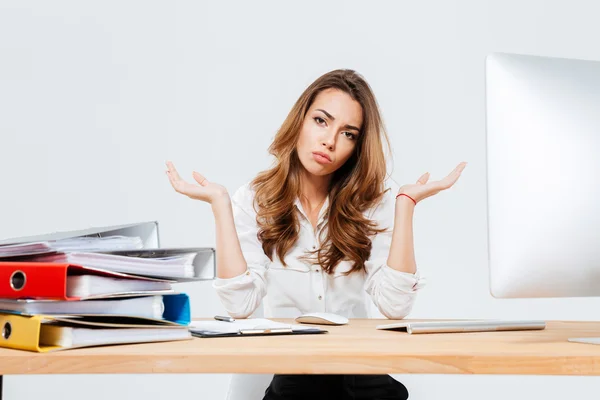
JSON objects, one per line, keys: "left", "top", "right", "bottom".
{"left": 299, "top": 169, "right": 330, "bottom": 207}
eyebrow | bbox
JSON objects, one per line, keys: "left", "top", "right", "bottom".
{"left": 315, "top": 108, "right": 361, "bottom": 132}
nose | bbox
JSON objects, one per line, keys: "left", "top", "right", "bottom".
{"left": 321, "top": 129, "right": 335, "bottom": 151}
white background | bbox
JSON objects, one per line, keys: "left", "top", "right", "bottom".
{"left": 1, "top": 0, "right": 600, "bottom": 398}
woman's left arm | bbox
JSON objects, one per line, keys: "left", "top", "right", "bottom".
{"left": 387, "top": 162, "right": 467, "bottom": 272}
{"left": 365, "top": 162, "right": 467, "bottom": 319}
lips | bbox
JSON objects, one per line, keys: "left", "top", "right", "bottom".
{"left": 312, "top": 151, "right": 332, "bottom": 164}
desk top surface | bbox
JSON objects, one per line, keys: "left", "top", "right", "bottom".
{"left": 2, "top": 319, "right": 600, "bottom": 376}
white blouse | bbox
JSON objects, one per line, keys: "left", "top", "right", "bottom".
{"left": 213, "top": 182, "right": 426, "bottom": 320}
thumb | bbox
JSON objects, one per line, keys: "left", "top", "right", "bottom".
{"left": 193, "top": 171, "right": 209, "bottom": 186}
{"left": 416, "top": 172, "right": 430, "bottom": 185}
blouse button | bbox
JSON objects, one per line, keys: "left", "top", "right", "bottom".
{"left": 312, "top": 245, "right": 316, "bottom": 249}
{"left": 318, "top": 295, "right": 322, "bottom": 300}
{"left": 245, "top": 271, "right": 250, "bottom": 276}
{"left": 315, "top": 269, "right": 319, "bottom": 273}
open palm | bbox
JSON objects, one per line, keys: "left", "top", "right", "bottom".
{"left": 398, "top": 162, "right": 467, "bottom": 204}
{"left": 165, "top": 161, "right": 228, "bottom": 204}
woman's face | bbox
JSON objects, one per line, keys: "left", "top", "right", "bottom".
{"left": 296, "top": 88, "right": 363, "bottom": 178}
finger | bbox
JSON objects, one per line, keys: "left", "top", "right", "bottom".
{"left": 437, "top": 162, "right": 467, "bottom": 189}
{"left": 416, "top": 172, "right": 430, "bottom": 185}
{"left": 435, "top": 175, "right": 459, "bottom": 190}
{"left": 420, "top": 180, "right": 441, "bottom": 194}
{"left": 165, "top": 164, "right": 191, "bottom": 192}
{"left": 166, "top": 170, "right": 186, "bottom": 193}
{"left": 448, "top": 162, "right": 467, "bottom": 180}
{"left": 193, "top": 171, "right": 209, "bottom": 187}
{"left": 165, "top": 161, "right": 184, "bottom": 181}
{"left": 166, "top": 170, "right": 179, "bottom": 191}
{"left": 455, "top": 161, "right": 467, "bottom": 173}
{"left": 168, "top": 174, "right": 202, "bottom": 197}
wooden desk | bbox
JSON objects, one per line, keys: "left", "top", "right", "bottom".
{"left": 1, "top": 319, "right": 600, "bottom": 398}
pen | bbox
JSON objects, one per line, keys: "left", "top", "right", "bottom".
{"left": 214, "top": 315, "right": 235, "bottom": 322}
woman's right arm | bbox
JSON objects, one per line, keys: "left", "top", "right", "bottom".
{"left": 211, "top": 195, "right": 249, "bottom": 279}
{"left": 166, "top": 161, "right": 268, "bottom": 318}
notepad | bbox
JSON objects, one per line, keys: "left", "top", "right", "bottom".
{"left": 189, "top": 318, "right": 327, "bottom": 337}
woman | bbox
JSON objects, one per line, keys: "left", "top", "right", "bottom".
{"left": 166, "top": 69, "right": 466, "bottom": 399}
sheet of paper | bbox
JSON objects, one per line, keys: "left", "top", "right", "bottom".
{"left": 189, "top": 318, "right": 316, "bottom": 334}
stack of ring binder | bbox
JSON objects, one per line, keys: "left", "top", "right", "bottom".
{"left": 0, "top": 222, "right": 213, "bottom": 352}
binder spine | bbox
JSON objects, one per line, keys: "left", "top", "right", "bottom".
{"left": 0, "top": 313, "right": 44, "bottom": 352}
{"left": 0, "top": 263, "right": 69, "bottom": 299}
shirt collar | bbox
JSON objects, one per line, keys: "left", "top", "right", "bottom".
{"left": 294, "top": 195, "right": 330, "bottom": 226}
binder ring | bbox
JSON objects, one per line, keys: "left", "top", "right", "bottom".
{"left": 10, "top": 270, "right": 26, "bottom": 291}
{"left": 2, "top": 321, "right": 11, "bottom": 340}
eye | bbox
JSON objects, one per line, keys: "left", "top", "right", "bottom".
{"left": 314, "top": 116, "right": 326, "bottom": 125}
{"left": 342, "top": 131, "right": 357, "bottom": 140}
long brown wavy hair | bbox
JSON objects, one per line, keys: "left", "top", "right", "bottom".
{"left": 251, "top": 69, "right": 392, "bottom": 275}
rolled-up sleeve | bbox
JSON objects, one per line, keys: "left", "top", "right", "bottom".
{"left": 364, "top": 189, "right": 426, "bottom": 319}
{"left": 212, "top": 184, "right": 269, "bottom": 318}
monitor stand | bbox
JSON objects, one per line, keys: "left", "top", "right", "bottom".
{"left": 568, "top": 337, "right": 600, "bottom": 345}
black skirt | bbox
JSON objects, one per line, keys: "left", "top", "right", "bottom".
{"left": 263, "top": 374, "right": 409, "bottom": 400}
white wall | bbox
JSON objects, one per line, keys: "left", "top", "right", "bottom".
{"left": 1, "top": 0, "right": 600, "bottom": 398}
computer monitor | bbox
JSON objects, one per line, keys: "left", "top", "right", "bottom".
{"left": 485, "top": 52, "right": 600, "bottom": 302}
